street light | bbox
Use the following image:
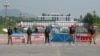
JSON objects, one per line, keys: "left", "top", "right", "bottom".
{"left": 3, "top": 1, "right": 10, "bottom": 27}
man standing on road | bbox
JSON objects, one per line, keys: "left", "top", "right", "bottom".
{"left": 69, "top": 25, "right": 76, "bottom": 44}
{"left": 7, "top": 27, "right": 13, "bottom": 44}
{"left": 45, "top": 26, "right": 50, "bottom": 43}
{"left": 27, "top": 27, "right": 32, "bottom": 44}
{"left": 88, "top": 25, "right": 96, "bottom": 44}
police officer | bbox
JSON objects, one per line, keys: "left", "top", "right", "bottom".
{"left": 27, "top": 27, "right": 32, "bottom": 44}
{"left": 45, "top": 26, "right": 50, "bottom": 43}
{"left": 88, "top": 25, "right": 96, "bottom": 44}
{"left": 69, "top": 25, "right": 76, "bottom": 44}
{"left": 14, "top": 27, "right": 17, "bottom": 33}
{"left": 7, "top": 27, "right": 13, "bottom": 44}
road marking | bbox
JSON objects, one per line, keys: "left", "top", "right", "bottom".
{"left": 56, "top": 46, "right": 61, "bottom": 56}
{"left": 58, "top": 44, "right": 62, "bottom": 46}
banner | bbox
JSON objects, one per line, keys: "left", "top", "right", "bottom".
{"left": 31, "top": 33, "right": 45, "bottom": 42}
{"left": 12, "top": 33, "right": 25, "bottom": 39}
{"left": 12, "top": 33, "right": 25, "bottom": 43}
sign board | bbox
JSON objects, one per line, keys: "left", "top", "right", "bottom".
{"left": 12, "top": 34, "right": 25, "bottom": 39}
{"left": 12, "top": 33, "right": 25, "bottom": 43}
{"left": 31, "top": 33, "right": 45, "bottom": 42}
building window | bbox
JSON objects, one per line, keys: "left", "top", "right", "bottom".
{"left": 66, "top": 17, "right": 70, "bottom": 21}
{"left": 52, "top": 17, "right": 54, "bottom": 21}
{"left": 41, "top": 17, "right": 42, "bottom": 20}
{"left": 68, "top": 17, "right": 70, "bottom": 21}
{"left": 66, "top": 17, "right": 68, "bottom": 21}
{"left": 41, "top": 17, "right": 45, "bottom": 20}
{"left": 52, "top": 17, "right": 56, "bottom": 21}
{"left": 56, "top": 17, "right": 59, "bottom": 21}
{"left": 43, "top": 17, "right": 45, "bottom": 20}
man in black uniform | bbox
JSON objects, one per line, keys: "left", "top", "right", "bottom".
{"left": 27, "top": 27, "right": 32, "bottom": 44}
{"left": 69, "top": 26, "right": 76, "bottom": 44}
{"left": 7, "top": 27, "right": 13, "bottom": 44}
{"left": 45, "top": 26, "right": 50, "bottom": 43}
{"left": 88, "top": 25, "right": 96, "bottom": 44}
{"left": 14, "top": 27, "right": 18, "bottom": 33}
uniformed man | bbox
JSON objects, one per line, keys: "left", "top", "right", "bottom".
{"left": 14, "top": 27, "right": 18, "bottom": 33}
{"left": 69, "top": 25, "right": 76, "bottom": 44}
{"left": 88, "top": 25, "right": 96, "bottom": 44}
{"left": 27, "top": 27, "right": 32, "bottom": 44}
{"left": 45, "top": 26, "right": 50, "bottom": 43}
{"left": 7, "top": 27, "right": 13, "bottom": 44}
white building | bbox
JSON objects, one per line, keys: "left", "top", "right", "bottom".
{"left": 37, "top": 13, "right": 77, "bottom": 22}
{"left": 17, "top": 13, "right": 88, "bottom": 29}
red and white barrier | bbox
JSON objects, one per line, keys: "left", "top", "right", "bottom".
{"left": 31, "top": 33, "right": 45, "bottom": 42}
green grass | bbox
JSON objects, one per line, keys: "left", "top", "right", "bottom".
{"left": 0, "top": 22, "right": 5, "bottom": 34}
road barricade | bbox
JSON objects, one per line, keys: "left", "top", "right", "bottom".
{"left": 75, "top": 34, "right": 91, "bottom": 42}
{"left": 31, "top": 33, "right": 45, "bottom": 42}
{"left": 51, "top": 33, "right": 71, "bottom": 42}
{"left": 12, "top": 33, "right": 25, "bottom": 43}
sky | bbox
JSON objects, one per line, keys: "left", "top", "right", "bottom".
{"left": 0, "top": 0, "right": 100, "bottom": 18}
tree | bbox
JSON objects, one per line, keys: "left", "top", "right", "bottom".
{"left": 83, "top": 12, "right": 100, "bottom": 28}
{"left": 83, "top": 12, "right": 94, "bottom": 25}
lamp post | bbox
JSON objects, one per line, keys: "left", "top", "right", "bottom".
{"left": 3, "top": 1, "right": 10, "bottom": 27}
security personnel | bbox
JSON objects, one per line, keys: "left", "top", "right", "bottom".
{"left": 88, "top": 25, "right": 96, "bottom": 44}
{"left": 45, "top": 26, "right": 50, "bottom": 43}
{"left": 27, "top": 27, "right": 32, "bottom": 44}
{"left": 7, "top": 27, "right": 13, "bottom": 44}
{"left": 69, "top": 25, "right": 76, "bottom": 44}
{"left": 14, "top": 27, "right": 17, "bottom": 33}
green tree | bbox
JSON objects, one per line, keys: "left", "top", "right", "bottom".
{"left": 83, "top": 12, "right": 94, "bottom": 25}
{"left": 83, "top": 12, "right": 100, "bottom": 28}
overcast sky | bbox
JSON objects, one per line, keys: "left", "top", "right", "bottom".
{"left": 0, "top": 0, "right": 100, "bottom": 18}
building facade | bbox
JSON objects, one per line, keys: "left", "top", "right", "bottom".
{"left": 17, "top": 13, "right": 88, "bottom": 29}
{"left": 37, "top": 13, "right": 76, "bottom": 22}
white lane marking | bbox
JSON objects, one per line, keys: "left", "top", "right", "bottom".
{"left": 58, "top": 44, "right": 62, "bottom": 46}
{"left": 56, "top": 46, "right": 61, "bottom": 56}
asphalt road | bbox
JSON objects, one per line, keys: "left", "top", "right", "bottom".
{"left": 0, "top": 34, "right": 100, "bottom": 56}
{"left": 0, "top": 43, "right": 100, "bottom": 56}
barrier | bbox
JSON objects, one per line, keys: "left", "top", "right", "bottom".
{"left": 12, "top": 33, "right": 25, "bottom": 43}
{"left": 51, "top": 33, "right": 71, "bottom": 42}
{"left": 31, "top": 33, "right": 45, "bottom": 42}
{"left": 75, "top": 34, "right": 91, "bottom": 42}
{"left": 51, "top": 33, "right": 91, "bottom": 43}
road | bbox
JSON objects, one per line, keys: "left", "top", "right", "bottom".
{"left": 0, "top": 43, "right": 100, "bottom": 56}
{"left": 0, "top": 34, "right": 100, "bottom": 56}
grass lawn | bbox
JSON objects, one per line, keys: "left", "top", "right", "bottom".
{"left": 0, "top": 22, "right": 5, "bottom": 34}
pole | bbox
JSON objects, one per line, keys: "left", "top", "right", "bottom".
{"left": 4, "top": 1, "right": 10, "bottom": 28}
